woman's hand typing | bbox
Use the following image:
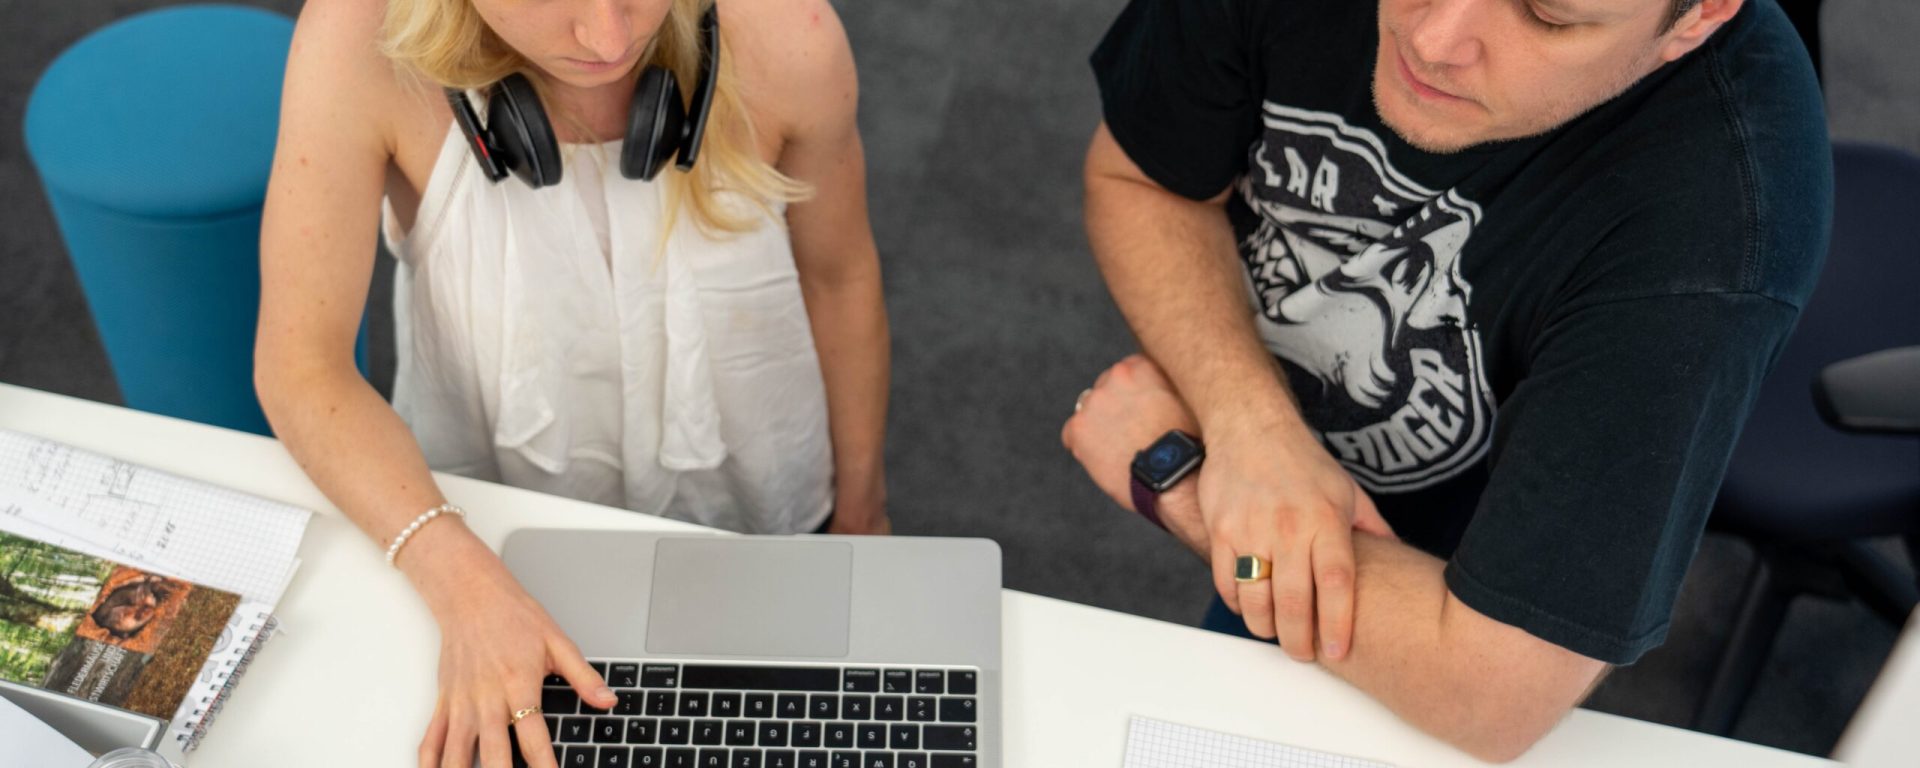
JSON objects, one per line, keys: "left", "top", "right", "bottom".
{"left": 398, "top": 521, "right": 614, "bottom": 768}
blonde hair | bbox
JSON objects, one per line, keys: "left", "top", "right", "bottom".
{"left": 378, "top": 0, "right": 812, "bottom": 237}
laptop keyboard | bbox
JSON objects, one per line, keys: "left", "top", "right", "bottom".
{"left": 516, "top": 660, "right": 983, "bottom": 768}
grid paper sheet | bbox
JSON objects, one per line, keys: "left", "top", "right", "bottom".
{"left": 0, "top": 429, "right": 309, "bottom": 602}
{"left": 1123, "top": 716, "right": 1397, "bottom": 768}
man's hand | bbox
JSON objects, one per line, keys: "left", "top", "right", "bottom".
{"left": 1082, "top": 124, "right": 1392, "bottom": 662}
{"left": 1060, "top": 355, "right": 1209, "bottom": 551}
{"left": 1063, "top": 353, "right": 1393, "bottom": 663}
{"left": 1060, "top": 355, "right": 1199, "bottom": 506}
{"left": 1200, "top": 409, "right": 1394, "bottom": 662}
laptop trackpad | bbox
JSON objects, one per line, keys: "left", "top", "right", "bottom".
{"left": 645, "top": 538, "right": 854, "bottom": 658}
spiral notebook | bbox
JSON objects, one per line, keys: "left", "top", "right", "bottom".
{"left": 0, "top": 531, "right": 243, "bottom": 731}
{"left": 0, "top": 430, "right": 310, "bottom": 763}
{"left": 1123, "top": 716, "right": 1397, "bottom": 768}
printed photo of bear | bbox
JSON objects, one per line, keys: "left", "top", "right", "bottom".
{"left": 75, "top": 566, "right": 192, "bottom": 654}
{"left": 0, "top": 531, "right": 114, "bottom": 686}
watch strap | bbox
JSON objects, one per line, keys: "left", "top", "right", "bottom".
{"left": 1130, "top": 473, "right": 1169, "bottom": 532}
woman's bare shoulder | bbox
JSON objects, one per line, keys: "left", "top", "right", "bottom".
{"left": 718, "top": 0, "right": 860, "bottom": 145}
{"left": 284, "top": 0, "right": 431, "bottom": 148}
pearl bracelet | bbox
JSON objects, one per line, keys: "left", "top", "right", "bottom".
{"left": 385, "top": 503, "right": 466, "bottom": 567}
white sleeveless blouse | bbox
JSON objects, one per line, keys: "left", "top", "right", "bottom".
{"left": 380, "top": 118, "right": 833, "bottom": 534}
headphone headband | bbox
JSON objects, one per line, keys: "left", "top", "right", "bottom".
{"left": 676, "top": 6, "right": 721, "bottom": 172}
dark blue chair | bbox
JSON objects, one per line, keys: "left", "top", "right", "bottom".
{"left": 1694, "top": 142, "right": 1920, "bottom": 735}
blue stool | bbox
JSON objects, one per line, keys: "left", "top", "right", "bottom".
{"left": 25, "top": 5, "right": 363, "bottom": 436}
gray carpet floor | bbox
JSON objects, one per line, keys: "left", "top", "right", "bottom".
{"left": 3, "top": 0, "right": 1915, "bottom": 759}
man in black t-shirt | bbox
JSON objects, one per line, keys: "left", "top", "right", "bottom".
{"left": 1060, "top": 0, "right": 1828, "bottom": 759}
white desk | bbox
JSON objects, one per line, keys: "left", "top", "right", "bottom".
{"left": 0, "top": 383, "right": 1833, "bottom": 767}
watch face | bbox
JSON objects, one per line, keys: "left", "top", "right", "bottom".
{"left": 1134, "top": 431, "right": 1203, "bottom": 490}
{"left": 1145, "top": 442, "right": 1187, "bottom": 475}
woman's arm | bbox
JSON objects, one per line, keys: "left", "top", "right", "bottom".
{"left": 732, "top": 0, "right": 891, "bottom": 534}
{"left": 255, "top": 3, "right": 610, "bottom": 767}
{"left": 256, "top": 0, "right": 456, "bottom": 580}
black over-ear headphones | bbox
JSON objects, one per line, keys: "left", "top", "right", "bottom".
{"left": 445, "top": 5, "right": 720, "bottom": 187}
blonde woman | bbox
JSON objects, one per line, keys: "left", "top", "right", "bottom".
{"left": 254, "top": 0, "right": 887, "bottom": 763}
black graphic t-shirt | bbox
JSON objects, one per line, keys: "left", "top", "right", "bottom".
{"left": 1092, "top": 0, "right": 1829, "bottom": 663}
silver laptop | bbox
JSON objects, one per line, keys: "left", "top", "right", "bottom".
{"left": 503, "top": 530, "right": 1002, "bottom": 768}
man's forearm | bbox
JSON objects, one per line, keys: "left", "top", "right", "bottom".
{"left": 1154, "top": 487, "right": 1602, "bottom": 761}
{"left": 1084, "top": 126, "right": 1304, "bottom": 437}
{"left": 1323, "top": 535, "right": 1599, "bottom": 762}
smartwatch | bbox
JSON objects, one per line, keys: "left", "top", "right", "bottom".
{"left": 1129, "top": 430, "right": 1204, "bottom": 531}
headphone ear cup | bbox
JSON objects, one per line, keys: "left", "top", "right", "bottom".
{"left": 490, "top": 74, "right": 563, "bottom": 188}
{"left": 445, "top": 88, "right": 508, "bottom": 182}
{"left": 621, "top": 67, "right": 685, "bottom": 181}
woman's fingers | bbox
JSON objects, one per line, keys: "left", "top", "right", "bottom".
{"left": 418, "top": 697, "right": 449, "bottom": 768}
{"left": 513, "top": 702, "right": 561, "bottom": 768}
{"left": 548, "top": 632, "right": 616, "bottom": 711}
{"left": 440, "top": 701, "right": 478, "bottom": 768}
{"left": 477, "top": 703, "right": 514, "bottom": 768}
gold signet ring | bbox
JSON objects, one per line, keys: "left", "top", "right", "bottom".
{"left": 1234, "top": 554, "right": 1272, "bottom": 582}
